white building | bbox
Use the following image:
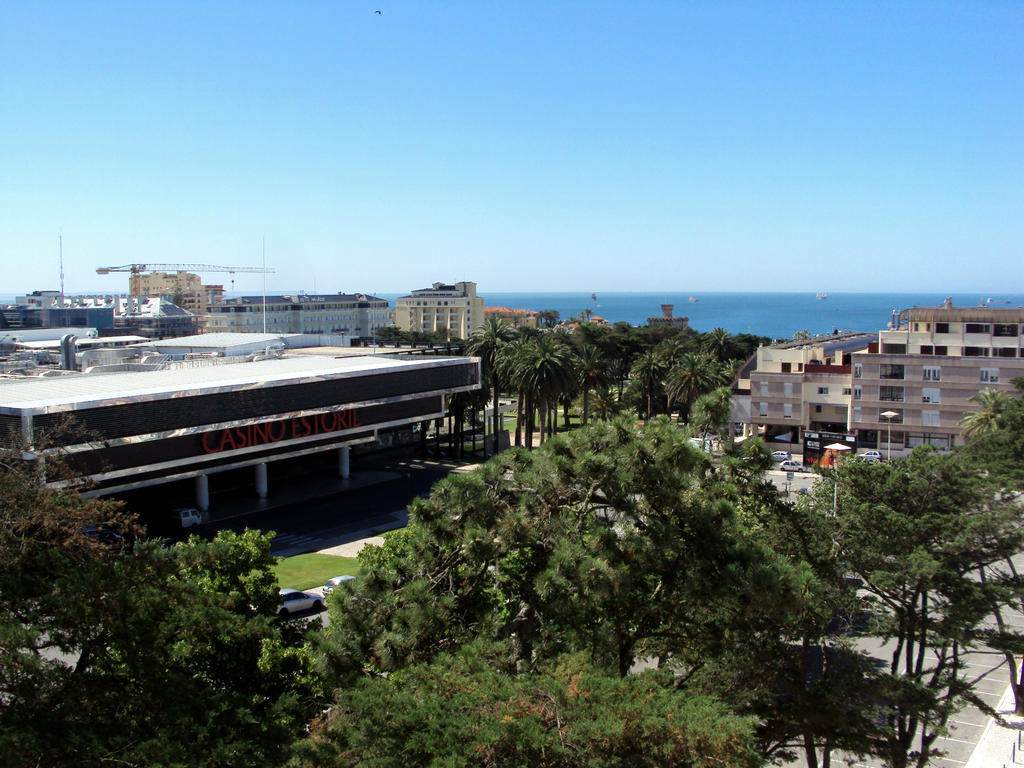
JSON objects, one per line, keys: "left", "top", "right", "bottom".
{"left": 204, "top": 293, "right": 390, "bottom": 343}
{"left": 393, "top": 282, "right": 485, "bottom": 340}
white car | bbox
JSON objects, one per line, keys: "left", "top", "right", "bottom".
{"left": 771, "top": 450, "right": 791, "bottom": 462}
{"left": 322, "top": 575, "right": 356, "bottom": 595}
{"left": 778, "top": 460, "right": 805, "bottom": 473}
{"left": 278, "top": 588, "right": 324, "bottom": 616}
{"left": 858, "top": 450, "right": 884, "bottom": 463}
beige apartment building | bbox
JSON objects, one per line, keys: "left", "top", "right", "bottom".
{"left": 743, "top": 333, "right": 874, "bottom": 446}
{"left": 848, "top": 301, "right": 1024, "bottom": 455}
{"left": 393, "top": 282, "right": 485, "bottom": 340}
{"left": 739, "top": 301, "right": 1024, "bottom": 459}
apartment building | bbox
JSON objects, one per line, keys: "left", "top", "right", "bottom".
{"left": 743, "top": 333, "right": 874, "bottom": 459}
{"left": 393, "top": 282, "right": 485, "bottom": 340}
{"left": 849, "top": 301, "right": 1024, "bottom": 455}
{"left": 740, "top": 301, "right": 1024, "bottom": 459}
{"left": 484, "top": 306, "right": 539, "bottom": 330}
{"left": 205, "top": 293, "right": 390, "bottom": 342}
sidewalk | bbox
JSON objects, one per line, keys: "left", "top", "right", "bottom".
{"left": 965, "top": 681, "right": 1024, "bottom": 768}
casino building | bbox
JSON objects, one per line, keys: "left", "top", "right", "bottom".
{"left": 0, "top": 353, "right": 479, "bottom": 514}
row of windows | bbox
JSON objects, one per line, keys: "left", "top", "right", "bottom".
{"left": 854, "top": 363, "right": 1000, "bottom": 382}
{"left": 911, "top": 322, "right": 1021, "bottom": 336}
{"left": 883, "top": 344, "right": 1020, "bottom": 357}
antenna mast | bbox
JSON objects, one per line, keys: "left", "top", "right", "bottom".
{"left": 59, "top": 231, "right": 65, "bottom": 301}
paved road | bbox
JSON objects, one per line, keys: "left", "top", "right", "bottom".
{"left": 212, "top": 457, "right": 458, "bottom": 556}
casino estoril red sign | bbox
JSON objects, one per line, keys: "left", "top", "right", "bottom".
{"left": 201, "top": 409, "right": 360, "bottom": 454}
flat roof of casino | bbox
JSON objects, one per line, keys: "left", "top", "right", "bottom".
{"left": 0, "top": 354, "right": 477, "bottom": 413}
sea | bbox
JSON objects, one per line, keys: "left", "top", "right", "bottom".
{"left": 378, "top": 292, "right": 1024, "bottom": 341}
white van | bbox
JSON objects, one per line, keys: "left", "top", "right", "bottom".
{"left": 174, "top": 507, "right": 203, "bottom": 528}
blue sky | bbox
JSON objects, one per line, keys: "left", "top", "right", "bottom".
{"left": 2, "top": 2, "right": 1021, "bottom": 296}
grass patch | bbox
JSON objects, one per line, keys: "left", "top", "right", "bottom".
{"left": 273, "top": 553, "right": 361, "bottom": 590}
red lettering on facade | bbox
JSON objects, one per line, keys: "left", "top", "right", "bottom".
{"left": 201, "top": 409, "right": 361, "bottom": 454}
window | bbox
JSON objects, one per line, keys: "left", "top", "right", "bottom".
{"left": 994, "top": 324, "right": 1019, "bottom": 337}
{"left": 880, "top": 364, "right": 905, "bottom": 380}
{"left": 996, "top": 347, "right": 1018, "bottom": 358}
{"left": 922, "top": 410, "right": 940, "bottom": 427}
{"left": 853, "top": 406, "right": 862, "bottom": 422}
{"left": 853, "top": 363, "right": 862, "bottom": 379}
{"left": 842, "top": 387, "right": 851, "bottom": 395}
{"left": 817, "top": 386, "right": 829, "bottom": 395}
{"left": 964, "top": 346, "right": 990, "bottom": 357}
{"left": 921, "top": 388, "right": 941, "bottom": 404}
{"left": 879, "top": 386, "right": 905, "bottom": 402}
{"left": 853, "top": 385, "right": 862, "bottom": 400}
{"left": 980, "top": 368, "right": 999, "bottom": 383}
{"left": 783, "top": 382, "right": 793, "bottom": 397}
{"left": 922, "top": 366, "right": 941, "bottom": 382}
{"left": 759, "top": 402, "right": 768, "bottom": 417}
{"left": 781, "top": 362, "right": 791, "bottom": 373}
{"left": 934, "top": 346, "right": 948, "bottom": 356}
{"left": 759, "top": 382, "right": 768, "bottom": 396}
{"left": 935, "top": 322, "right": 950, "bottom": 333}
{"left": 882, "top": 343, "right": 907, "bottom": 354}
{"left": 880, "top": 409, "right": 903, "bottom": 424}
{"left": 783, "top": 403, "right": 793, "bottom": 418}
{"left": 919, "top": 345, "right": 933, "bottom": 355}
{"left": 965, "top": 323, "right": 991, "bottom": 334}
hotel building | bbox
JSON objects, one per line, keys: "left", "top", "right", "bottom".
{"left": 205, "top": 293, "right": 390, "bottom": 343}
{"left": 393, "top": 282, "right": 485, "bottom": 340}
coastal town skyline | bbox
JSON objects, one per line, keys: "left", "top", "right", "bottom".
{"left": 3, "top": 2, "right": 1021, "bottom": 295}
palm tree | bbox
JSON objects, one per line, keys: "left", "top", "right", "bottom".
{"left": 631, "top": 352, "right": 666, "bottom": 420}
{"left": 523, "top": 334, "right": 575, "bottom": 446}
{"left": 467, "top": 317, "right": 516, "bottom": 446}
{"left": 691, "top": 386, "right": 733, "bottom": 452}
{"left": 702, "top": 327, "right": 737, "bottom": 362}
{"left": 664, "top": 352, "right": 720, "bottom": 423}
{"left": 497, "top": 337, "right": 532, "bottom": 448}
{"left": 591, "top": 386, "right": 620, "bottom": 422}
{"left": 960, "top": 389, "right": 1010, "bottom": 441}
{"left": 576, "top": 344, "right": 609, "bottom": 425}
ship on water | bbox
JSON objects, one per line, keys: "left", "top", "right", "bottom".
{"left": 816, "top": 291, "right": 828, "bottom": 300}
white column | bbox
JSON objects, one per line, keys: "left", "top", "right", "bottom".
{"left": 255, "top": 463, "right": 268, "bottom": 500}
{"left": 195, "top": 474, "right": 210, "bottom": 512}
{"left": 338, "top": 445, "right": 351, "bottom": 479}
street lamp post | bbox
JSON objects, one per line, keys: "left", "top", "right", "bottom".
{"left": 825, "top": 442, "right": 852, "bottom": 516}
{"left": 881, "top": 410, "right": 899, "bottom": 462}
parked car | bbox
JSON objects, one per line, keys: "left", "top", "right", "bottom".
{"left": 771, "top": 450, "right": 791, "bottom": 462}
{"left": 278, "top": 588, "right": 324, "bottom": 616}
{"left": 778, "top": 460, "right": 805, "bottom": 473}
{"left": 858, "top": 450, "right": 884, "bottom": 463}
{"left": 322, "top": 575, "right": 356, "bottom": 595}
{"left": 173, "top": 507, "right": 203, "bottom": 528}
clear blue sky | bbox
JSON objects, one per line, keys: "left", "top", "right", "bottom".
{"left": 2, "top": 2, "right": 1021, "bottom": 296}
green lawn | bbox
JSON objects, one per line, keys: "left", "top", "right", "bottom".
{"left": 272, "top": 553, "right": 361, "bottom": 590}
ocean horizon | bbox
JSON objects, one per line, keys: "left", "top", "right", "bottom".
{"left": 379, "top": 291, "right": 1024, "bottom": 340}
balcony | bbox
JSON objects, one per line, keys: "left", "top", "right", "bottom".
{"left": 805, "top": 363, "right": 851, "bottom": 374}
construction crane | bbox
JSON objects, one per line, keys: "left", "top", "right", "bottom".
{"left": 96, "top": 263, "right": 275, "bottom": 299}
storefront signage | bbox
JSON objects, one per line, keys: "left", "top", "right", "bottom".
{"left": 200, "top": 409, "right": 360, "bottom": 454}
